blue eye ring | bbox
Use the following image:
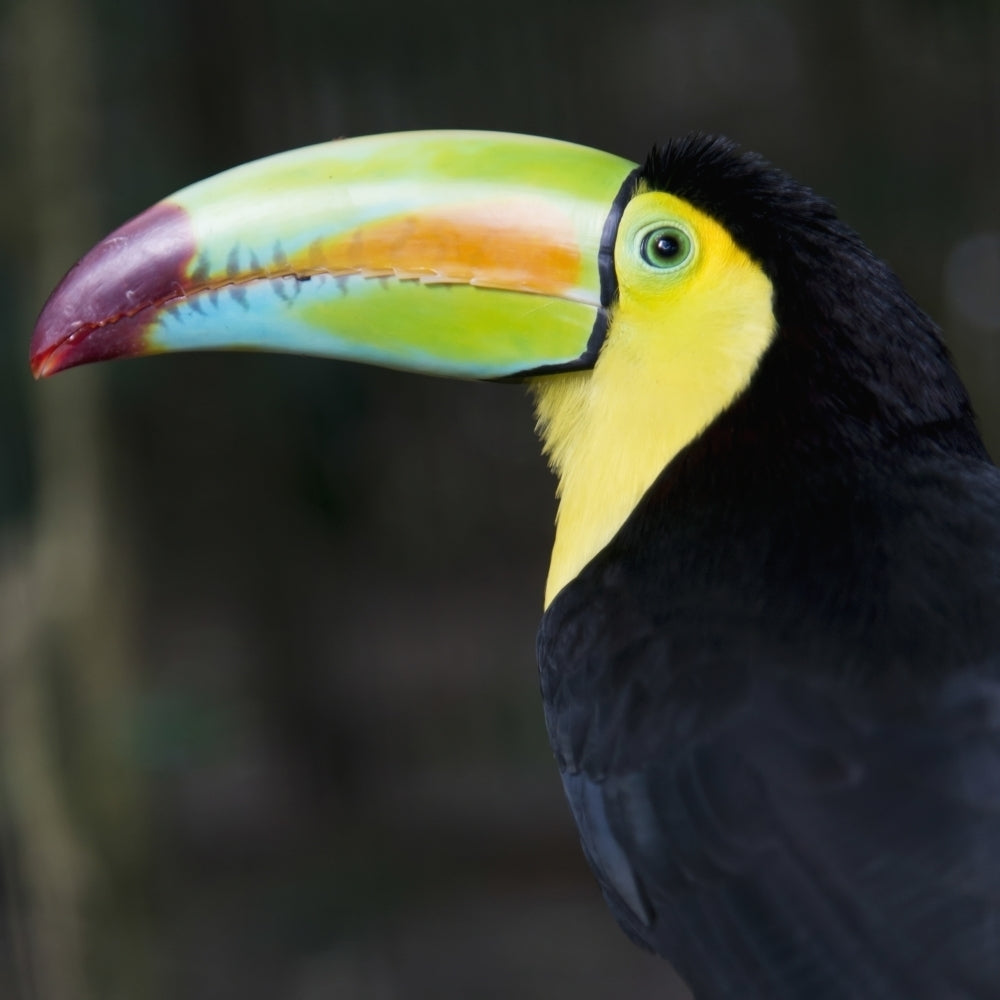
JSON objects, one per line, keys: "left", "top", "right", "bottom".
{"left": 639, "top": 225, "right": 694, "bottom": 270}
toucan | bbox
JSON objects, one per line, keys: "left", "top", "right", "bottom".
{"left": 31, "top": 131, "right": 1000, "bottom": 999}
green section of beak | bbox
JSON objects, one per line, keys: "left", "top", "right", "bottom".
{"left": 31, "top": 131, "right": 636, "bottom": 379}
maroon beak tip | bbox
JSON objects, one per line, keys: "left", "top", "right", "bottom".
{"left": 29, "top": 201, "right": 198, "bottom": 377}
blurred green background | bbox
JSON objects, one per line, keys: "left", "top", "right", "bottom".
{"left": 1, "top": 1, "right": 999, "bottom": 997}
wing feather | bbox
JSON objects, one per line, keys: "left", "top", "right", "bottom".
{"left": 540, "top": 610, "right": 1000, "bottom": 998}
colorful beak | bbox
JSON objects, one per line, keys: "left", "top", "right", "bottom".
{"left": 30, "top": 131, "right": 635, "bottom": 380}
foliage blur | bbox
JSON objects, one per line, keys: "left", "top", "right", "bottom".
{"left": 0, "top": 1, "right": 998, "bottom": 997}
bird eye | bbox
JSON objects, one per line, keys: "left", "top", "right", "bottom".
{"left": 640, "top": 226, "right": 693, "bottom": 270}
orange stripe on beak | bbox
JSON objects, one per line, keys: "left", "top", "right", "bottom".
{"left": 284, "top": 197, "right": 584, "bottom": 297}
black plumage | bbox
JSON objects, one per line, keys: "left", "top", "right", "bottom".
{"left": 538, "top": 137, "right": 1000, "bottom": 998}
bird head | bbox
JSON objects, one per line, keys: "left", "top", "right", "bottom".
{"left": 30, "top": 130, "right": 975, "bottom": 604}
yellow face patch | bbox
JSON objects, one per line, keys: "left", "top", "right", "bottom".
{"left": 532, "top": 187, "right": 776, "bottom": 607}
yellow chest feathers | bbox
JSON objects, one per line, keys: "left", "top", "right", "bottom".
{"left": 530, "top": 189, "right": 776, "bottom": 607}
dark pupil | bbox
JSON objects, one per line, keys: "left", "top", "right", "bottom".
{"left": 654, "top": 234, "right": 680, "bottom": 259}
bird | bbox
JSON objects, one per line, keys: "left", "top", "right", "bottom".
{"left": 31, "top": 130, "right": 1000, "bottom": 998}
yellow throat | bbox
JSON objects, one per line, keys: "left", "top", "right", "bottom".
{"left": 531, "top": 188, "right": 776, "bottom": 607}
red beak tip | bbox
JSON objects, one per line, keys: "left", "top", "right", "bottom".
{"left": 31, "top": 353, "right": 54, "bottom": 379}
{"left": 29, "top": 341, "right": 64, "bottom": 379}
{"left": 27, "top": 200, "right": 198, "bottom": 380}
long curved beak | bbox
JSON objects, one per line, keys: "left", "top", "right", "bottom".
{"left": 31, "top": 131, "right": 634, "bottom": 380}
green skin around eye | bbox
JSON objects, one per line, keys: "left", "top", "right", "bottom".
{"left": 641, "top": 226, "right": 692, "bottom": 268}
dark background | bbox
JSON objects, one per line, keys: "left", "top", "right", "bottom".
{"left": 1, "top": 1, "right": 999, "bottom": 998}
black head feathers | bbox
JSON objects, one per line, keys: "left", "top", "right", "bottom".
{"left": 637, "top": 134, "right": 978, "bottom": 449}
